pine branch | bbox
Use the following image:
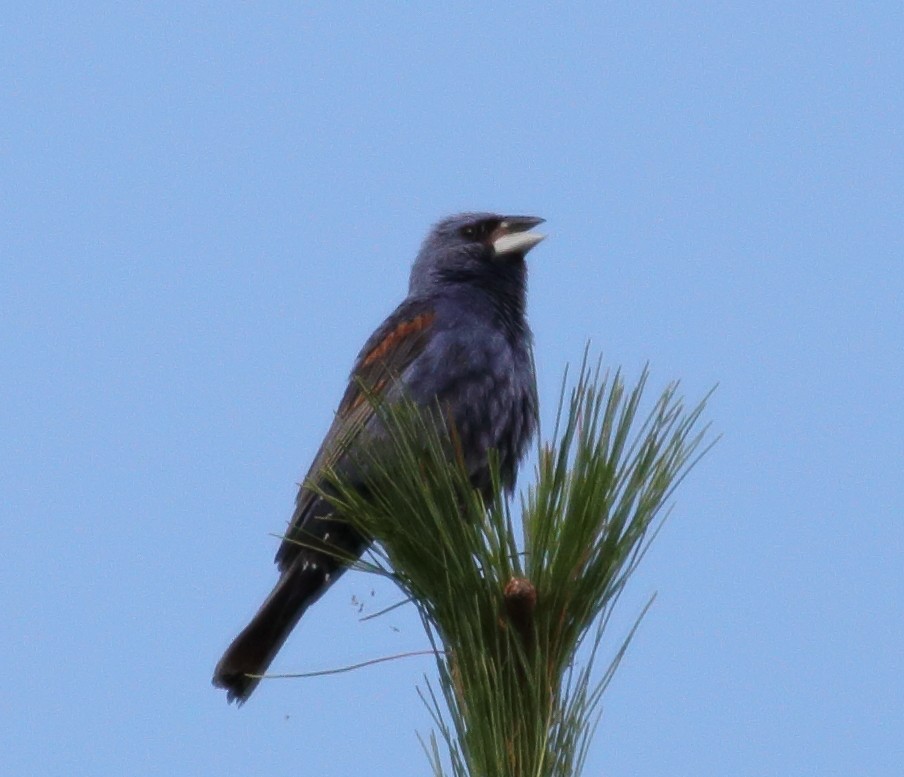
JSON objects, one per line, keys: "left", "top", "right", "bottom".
{"left": 322, "top": 354, "right": 714, "bottom": 777}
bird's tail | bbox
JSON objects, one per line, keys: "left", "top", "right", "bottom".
{"left": 212, "top": 560, "right": 328, "bottom": 704}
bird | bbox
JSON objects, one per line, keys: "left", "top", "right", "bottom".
{"left": 212, "top": 212, "right": 545, "bottom": 704}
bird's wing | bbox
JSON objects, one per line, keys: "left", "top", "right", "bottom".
{"left": 274, "top": 299, "right": 437, "bottom": 571}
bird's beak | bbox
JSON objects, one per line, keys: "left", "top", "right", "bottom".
{"left": 492, "top": 216, "right": 546, "bottom": 257}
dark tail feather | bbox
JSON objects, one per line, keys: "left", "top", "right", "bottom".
{"left": 212, "top": 560, "right": 327, "bottom": 704}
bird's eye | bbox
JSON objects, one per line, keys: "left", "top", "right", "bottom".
{"left": 462, "top": 225, "right": 477, "bottom": 239}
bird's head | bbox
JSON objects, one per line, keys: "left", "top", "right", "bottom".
{"left": 409, "top": 212, "right": 545, "bottom": 296}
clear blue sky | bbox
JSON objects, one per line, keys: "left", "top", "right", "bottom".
{"left": 3, "top": 4, "right": 901, "bottom": 775}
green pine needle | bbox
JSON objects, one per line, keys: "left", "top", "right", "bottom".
{"left": 321, "top": 354, "right": 714, "bottom": 777}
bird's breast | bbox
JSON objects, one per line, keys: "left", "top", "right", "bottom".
{"left": 405, "top": 329, "right": 536, "bottom": 494}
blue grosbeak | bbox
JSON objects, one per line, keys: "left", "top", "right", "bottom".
{"left": 213, "top": 212, "right": 545, "bottom": 703}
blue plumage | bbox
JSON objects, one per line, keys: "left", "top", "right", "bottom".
{"left": 213, "top": 212, "right": 544, "bottom": 703}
